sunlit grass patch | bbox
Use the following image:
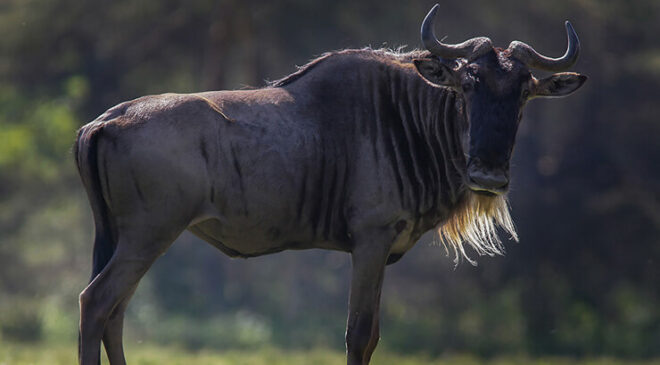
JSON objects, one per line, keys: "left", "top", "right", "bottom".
{"left": 2, "top": 341, "right": 660, "bottom": 365}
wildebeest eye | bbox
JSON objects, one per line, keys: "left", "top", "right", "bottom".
{"left": 521, "top": 89, "right": 530, "bottom": 99}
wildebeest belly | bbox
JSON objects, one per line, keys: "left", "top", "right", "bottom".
{"left": 188, "top": 217, "right": 350, "bottom": 257}
{"left": 191, "top": 113, "right": 351, "bottom": 257}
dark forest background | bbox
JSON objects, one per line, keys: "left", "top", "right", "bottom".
{"left": 0, "top": 0, "right": 658, "bottom": 359}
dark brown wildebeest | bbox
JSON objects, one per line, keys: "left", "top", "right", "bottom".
{"left": 75, "top": 4, "right": 586, "bottom": 365}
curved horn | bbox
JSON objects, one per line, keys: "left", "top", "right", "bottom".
{"left": 508, "top": 21, "right": 581, "bottom": 71}
{"left": 421, "top": 4, "right": 492, "bottom": 60}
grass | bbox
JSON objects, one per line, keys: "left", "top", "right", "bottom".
{"left": 1, "top": 341, "right": 660, "bottom": 365}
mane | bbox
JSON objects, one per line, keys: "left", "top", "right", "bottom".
{"left": 269, "top": 47, "right": 517, "bottom": 266}
{"left": 268, "top": 47, "right": 430, "bottom": 87}
{"left": 437, "top": 192, "right": 518, "bottom": 266}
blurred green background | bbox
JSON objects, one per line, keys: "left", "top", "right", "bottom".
{"left": 0, "top": 0, "right": 658, "bottom": 362}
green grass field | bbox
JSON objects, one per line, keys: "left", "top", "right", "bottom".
{"left": 2, "top": 342, "right": 660, "bottom": 365}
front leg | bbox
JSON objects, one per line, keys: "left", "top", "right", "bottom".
{"left": 345, "top": 233, "right": 392, "bottom": 365}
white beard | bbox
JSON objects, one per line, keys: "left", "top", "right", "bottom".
{"left": 436, "top": 191, "right": 518, "bottom": 266}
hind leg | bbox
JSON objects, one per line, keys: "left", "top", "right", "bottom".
{"left": 78, "top": 222, "right": 185, "bottom": 365}
{"left": 101, "top": 286, "right": 137, "bottom": 365}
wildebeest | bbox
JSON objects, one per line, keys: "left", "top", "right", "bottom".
{"left": 75, "top": 4, "right": 586, "bottom": 365}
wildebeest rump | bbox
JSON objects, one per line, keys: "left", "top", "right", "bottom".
{"left": 75, "top": 4, "right": 587, "bottom": 365}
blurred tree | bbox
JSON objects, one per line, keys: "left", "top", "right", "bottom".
{"left": 0, "top": 0, "right": 658, "bottom": 357}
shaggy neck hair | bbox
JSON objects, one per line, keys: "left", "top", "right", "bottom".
{"left": 270, "top": 48, "right": 518, "bottom": 265}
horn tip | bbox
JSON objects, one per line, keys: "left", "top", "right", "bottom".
{"left": 564, "top": 21, "right": 578, "bottom": 38}
{"left": 421, "top": 4, "right": 441, "bottom": 45}
{"left": 428, "top": 4, "right": 440, "bottom": 18}
{"left": 564, "top": 21, "right": 580, "bottom": 47}
{"left": 564, "top": 21, "right": 574, "bottom": 30}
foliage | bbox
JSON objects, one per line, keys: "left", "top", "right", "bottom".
{"left": 0, "top": 0, "right": 658, "bottom": 359}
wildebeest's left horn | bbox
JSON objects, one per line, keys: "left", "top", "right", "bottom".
{"left": 421, "top": 4, "right": 492, "bottom": 60}
{"left": 508, "top": 21, "right": 581, "bottom": 72}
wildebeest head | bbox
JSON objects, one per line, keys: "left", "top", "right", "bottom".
{"left": 413, "top": 4, "right": 587, "bottom": 196}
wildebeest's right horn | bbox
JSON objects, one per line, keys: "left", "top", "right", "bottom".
{"left": 421, "top": 4, "right": 492, "bottom": 60}
{"left": 508, "top": 21, "right": 581, "bottom": 72}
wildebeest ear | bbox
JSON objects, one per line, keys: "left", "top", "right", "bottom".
{"left": 413, "top": 58, "right": 455, "bottom": 86}
{"left": 535, "top": 72, "right": 587, "bottom": 98}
